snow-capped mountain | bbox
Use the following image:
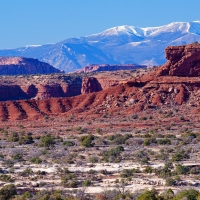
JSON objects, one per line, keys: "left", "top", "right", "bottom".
{"left": 0, "top": 21, "right": 200, "bottom": 72}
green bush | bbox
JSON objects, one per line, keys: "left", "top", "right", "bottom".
{"left": 107, "top": 134, "right": 132, "bottom": 145}
{"left": 175, "top": 164, "right": 189, "bottom": 175}
{"left": 30, "top": 157, "right": 42, "bottom": 164}
{"left": 173, "top": 189, "right": 199, "bottom": 200}
{"left": 0, "top": 184, "right": 17, "bottom": 200}
{"left": 172, "top": 150, "right": 190, "bottom": 162}
{"left": 82, "top": 179, "right": 92, "bottom": 186}
{"left": 0, "top": 175, "right": 14, "bottom": 182}
{"left": 88, "top": 156, "right": 98, "bottom": 163}
{"left": 79, "top": 135, "right": 94, "bottom": 147}
{"left": 143, "top": 166, "right": 153, "bottom": 173}
{"left": 19, "top": 168, "right": 33, "bottom": 177}
{"left": 102, "top": 146, "right": 124, "bottom": 162}
{"left": 62, "top": 141, "right": 75, "bottom": 146}
{"left": 19, "top": 133, "right": 34, "bottom": 145}
{"left": 136, "top": 190, "right": 158, "bottom": 200}
{"left": 39, "top": 135, "right": 55, "bottom": 148}
{"left": 157, "top": 138, "right": 171, "bottom": 145}
{"left": 8, "top": 132, "right": 19, "bottom": 142}
{"left": 165, "top": 178, "right": 176, "bottom": 186}
{"left": 12, "top": 153, "right": 23, "bottom": 161}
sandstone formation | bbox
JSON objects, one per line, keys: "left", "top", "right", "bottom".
{"left": 81, "top": 77, "right": 126, "bottom": 94}
{"left": 0, "top": 57, "right": 61, "bottom": 75}
{"left": 0, "top": 74, "right": 82, "bottom": 101}
{"left": 0, "top": 69, "right": 147, "bottom": 101}
{"left": 0, "top": 74, "right": 200, "bottom": 120}
{"left": 1, "top": 44, "right": 200, "bottom": 120}
{"left": 157, "top": 43, "right": 200, "bottom": 77}
{"left": 75, "top": 64, "right": 146, "bottom": 73}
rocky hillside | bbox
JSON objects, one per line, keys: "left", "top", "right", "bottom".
{"left": 0, "top": 44, "right": 200, "bottom": 120}
{"left": 0, "top": 57, "right": 61, "bottom": 75}
{"left": 75, "top": 64, "right": 146, "bottom": 73}
{"left": 0, "top": 68, "right": 148, "bottom": 101}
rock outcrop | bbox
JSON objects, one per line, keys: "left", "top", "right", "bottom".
{"left": 0, "top": 74, "right": 82, "bottom": 101}
{"left": 0, "top": 57, "right": 61, "bottom": 75}
{"left": 1, "top": 44, "right": 200, "bottom": 120}
{"left": 81, "top": 77, "right": 126, "bottom": 94}
{"left": 157, "top": 43, "right": 200, "bottom": 77}
{"left": 76, "top": 64, "right": 146, "bottom": 73}
{"left": 0, "top": 69, "right": 147, "bottom": 101}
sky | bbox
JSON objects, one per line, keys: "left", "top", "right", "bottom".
{"left": 0, "top": 0, "right": 200, "bottom": 49}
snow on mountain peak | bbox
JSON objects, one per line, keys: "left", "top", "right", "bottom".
{"left": 0, "top": 21, "right": 200, "bottom": 72}
{"left": 91, "top": 25, "right": 144, "bottom": 37}
{"left": 90, "top": 21, "right": 200, "bottom": 39}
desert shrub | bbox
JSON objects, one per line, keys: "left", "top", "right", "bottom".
{"left": 20, "top": 191, "right": 32, "bottom": 199}
{"left": 82, "top": 179, "right": 92, "bottom": 186}
{"left": 0, "top": 174, "right": 14, "bottom": 182}
{"left": 135, "top": 188, "right": 200, "bottom": 200}
{"left": 96, "top": 128, "right": 102, "bottom": 134}
{"left": 175, "top": 164, "right": 189, "bottom": 175}
{"left": 2, "top": 159, "right": 14, "bottom": 168}
{"left": 165, "top": 178, "right": 176, "bottom": 186}
{"left": 155, "top": 152, "right": 169, "bottom": 161}
{"left": 160, "top": 188, "right": 174, "bottom": 200}
{"left": 155, "top": 162, "right": 174, "bottom": 179}
{"left": 120, "top": 169, "right": 133, "bottom": 178}
{"left": 143, "top": 166, "right": 153, "bottom": 173}
{"left": 39, "top": 134, "right": 55, "bottom": 148}
{"left": 189, "top": 166, "right": 200, "bottom": 174}
{"left": 173, "top": 189, "right": 199, "bottom": 200}
{"left": 143, "top": 138, "right": 157, "bottom": 146}
{"left": 19, "top": 168, "right": 34, "bottom": 177}
{"left": 61, "top": 173, "right": 78, "bottom": 188}
{"left": 12, "top": 153, "right": 23, "bottom": 161}
{"left": 79, "top": 135, "right": 94, "bottom": 147}
{"left": 58, "top": 168, "right": 78, "bottom": 188}
{"left": 88, "top": 156, "right": 98, "bottom": 163}
{"left": 172, "top": 150, "right": 189, "bottom": 161}
{"left": 157, "top": 138, "right": 171, "bottom": 145}
{"left": 136, "top": 189, "right": 158, "bottom": 200}
{"left": 18, "top": 132, "right": 34, "bottom": 144}
{"left": 120, "top": 168, "right": 140, "bottom": 178}
{"left": 8, "top": 132, "right": 19, "bottom": 142}
{"left": 107, "top": 134, "right": 132, "bottom": 145}
{"left": 140, "top": 158, "right": 149, "bottom": 165}
{"left": 30, "top": 156, "right": 42, "bottom": 164}
{"left": 181, "top": 132, "right": 196, "bottom": 138}
{"left": 0, "top": 184, "right": 17, "bottom": 200}
{"left": 134, "top": 150, "right": 150, "bottom": 164}
{"left": 102, "top": 146, "right": 124, "bottom": 162}
{"left": 63, "top": 140, "right": 75, "bottom": 146}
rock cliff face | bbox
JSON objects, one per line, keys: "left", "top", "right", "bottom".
{"left": 1, "top": 43, "right": 200, "bottom": 120}
{"left": 0, "top": 69, "right": 146, "bottom": 101}
{"left": 0, "top": 57, "right": 61, "bottom": 75}
{"left": 81, "top": 77, "right": 127, "bottom": 94}
{"left": 157, "top": 43, "right": 200, "bottom": 76}
{"left": 1, "top": 75, "right": 200, "bottom": 120}
{"left": 76, "top": 64, "right": 146, "bottom": 73}
{"left": 0, "top": 74, "right": 82, "bottom": 101}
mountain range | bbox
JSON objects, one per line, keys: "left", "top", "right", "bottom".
{"left": 0, "top": 21, "right": 200, "bottom": 72}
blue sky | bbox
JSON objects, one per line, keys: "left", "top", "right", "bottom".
{"left": 1, "top": 0, "right": 200, "bottom": 49}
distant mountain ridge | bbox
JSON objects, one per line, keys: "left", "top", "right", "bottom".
{"left": 0, "top": 21, "right": 200, "bottom": 72}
